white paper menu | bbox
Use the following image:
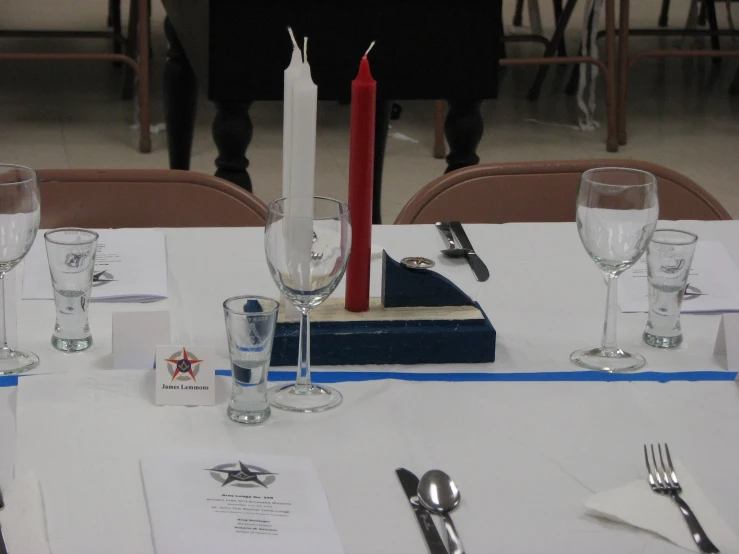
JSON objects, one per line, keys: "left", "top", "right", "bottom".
{"left": 22, "top": 228, "right": 168, "bottom": 303}
{"left": 140, "top": 451, "right": 344, "bottom": 554}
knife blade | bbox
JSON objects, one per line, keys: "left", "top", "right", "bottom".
{"left": 395, "top": 468, "right": 448, "bottom": 554}
{"left": 449, "top": 221, "right": 489, "bottom": 282}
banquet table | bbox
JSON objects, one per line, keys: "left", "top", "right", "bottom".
{"left": 1, "top": 221, "right": 738, "bottom": 554}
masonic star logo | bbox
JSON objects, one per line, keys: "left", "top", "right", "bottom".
{"left": 165, "top": 348, "right": 203, "bottom": 382}
{"left": 206, "top": 461, "right": 277, "bottom": 488}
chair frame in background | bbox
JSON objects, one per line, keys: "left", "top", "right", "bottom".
{"left": 394, "top": 159, "right": 732, "bottom": 224}
{"left": 0, "top": 0, "right": 151, "bottom": 153}
{"left": 37, "top": 169, "right": 268, "bottom": 228}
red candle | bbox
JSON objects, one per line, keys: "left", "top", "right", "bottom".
{"left": 345, "top": 49, "right": 376, "bottom": 312}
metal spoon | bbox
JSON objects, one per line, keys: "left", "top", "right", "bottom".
{"left": 441, "top": 247, "right": 472, "bottom": 259}
{"left": 417, "top": 470, "right": 465, "bottom": 554}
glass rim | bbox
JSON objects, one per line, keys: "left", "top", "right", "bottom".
{"left": 223, "top": 295, "right": 280, "bottom": 316}
{"left": 0, "top": 164, "right": 37, "bottom": 187}
{"left": 581, "top": 167, "right": 657, "bottom": 187}
{"left": 268, "top": 196, "right": 349, "bottom": 221}
{"left": 650, "top": 228, "right": 698, "bottom": 245}
{"left": 44, "top": 228, "right": 99, "bottom": 245}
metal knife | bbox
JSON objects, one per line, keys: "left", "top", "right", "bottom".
{"left": 396, "top": 468, "right": 448, "bottom": 554}
{"left": 449, "top": 221, "right": 489, "bottom": 282}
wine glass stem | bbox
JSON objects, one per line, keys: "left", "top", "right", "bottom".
{"left": 601, "top": 274, "right": 619, "bottom": 353}
{"left": 296, "top": 309, "right": 311, "bottom": 391}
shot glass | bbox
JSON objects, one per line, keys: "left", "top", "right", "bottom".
{"left": 45, "top": 229, "right": 99, "bottom": 351}
{"left": 223, "top": 296, "right": 279, "bottom": 424}
{"left": 642, "top": 229, "right": 698, "bottom": 348}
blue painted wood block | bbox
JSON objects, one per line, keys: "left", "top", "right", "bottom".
{"left": 270, "top": 252, "right": 496, "bottom": 366}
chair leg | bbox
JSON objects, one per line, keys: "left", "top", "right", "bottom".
{"left": 513, "top": 0, "right": 525, "bottom": 27}
{"left": 122, "top": 0, "right": 138, "bottom": 100}
{"left": 703, "top": 0, "right": 722, "bottom": 64}
{"left": 136, "top": 0, "right": 151, "bottom": 152}
{"left": 110, "top": 0, "right": 121, "bottom": 57}
{"left": 565, "top": 47, "right": 582, "bottom": 95}
{"left": 617, "top": 0, "right": 628, "bottom": 146}
{"left": 658, "top": 0, "right": 670, "bottom": 27}
{"left": 553, "top": 0, "right": 568, "bottom": 56}
{"left": 698, "top": 0, "right": 707, "bottom": 25}
{"left": 527, "top": 0, "right": 579, "bottom": 101}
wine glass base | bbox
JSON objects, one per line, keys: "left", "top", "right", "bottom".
{"left": 0, "top": 348, "right": 39, "bottom": 375}
{"left": 570, "top": 347, "right": 646, "bottom": 373}
{"left": 267, "top": 383, "right": 342, "bottom": 413}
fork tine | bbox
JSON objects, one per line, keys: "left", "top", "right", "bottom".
{"left": 650, "top": 444, "right": 664, "bottom": 490}
{"left": 657, "top": 444, "right": 672, "bottom": 489}
{"left": 644, "top": 444, "right": 657, "bottom": 489}
{"left": 664, "top": 444, "right": 680, "bottom": 489}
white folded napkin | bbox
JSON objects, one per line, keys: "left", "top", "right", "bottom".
{"left": 0, "top": 471, "right": 50, "bottom": 554}
{"left": 585, "top": 462, "right": 739, "bottom": 553}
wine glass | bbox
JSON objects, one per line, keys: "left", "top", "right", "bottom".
{"left": 0, "top": 164, "right": 41, "bottom": 375}
{"left": 571, "top": 168, "right": 658, "bottom": 372}
{"left": 264, "top": 196, "right": 351, "bottom": 412}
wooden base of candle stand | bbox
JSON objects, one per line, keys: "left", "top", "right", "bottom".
{"left": 270, "top": 253, "right": 496, "bottom": 367}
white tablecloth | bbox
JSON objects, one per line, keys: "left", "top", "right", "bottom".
{"left": 2, "top": 222, "right": 738, "bottom": 553}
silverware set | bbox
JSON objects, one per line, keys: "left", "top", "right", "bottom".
{"left": 644, "top": 444, "right": 719, "bottom": 553}
{"left": 396, "top": 468, "right": 466, "bottom": 554}
{"left": 436, "top": 222, "right": 489, "bottom": 282}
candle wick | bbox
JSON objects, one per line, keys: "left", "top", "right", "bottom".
{"left": 303, "top": 37, "right": 309, "bottom": 64}
{"left": 287, "top": 26, "right": 300, "bottom": 52}
{"left": 364, "top": 40, "right": 376, "bottom": 57}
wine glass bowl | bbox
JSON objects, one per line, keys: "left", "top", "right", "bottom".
{"left": 0, "top": 164, "right": 41, "bottom": 375}
{"left": 571, "top": 168, "right": 659, "bottom": 373}
{"left": 264, "top": 196, "right": 351, "bottom": 412}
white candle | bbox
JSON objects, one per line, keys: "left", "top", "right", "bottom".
{"left": 285, "top": 37, "right": 317, "bottom": 293}
{"left": 282, "top": 28, "right": 302, "bottom": 200}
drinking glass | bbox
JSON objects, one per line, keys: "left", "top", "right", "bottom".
{"left": 643, "top": 229, "right": 698, "bottom": 348}
{"left": 45, "top": 228, "right": 99, "bottom": 351}
{"left": 223, "top": 295, "right": 279, "bottom": 424}
{"left": 264, "top": 196, "right": 351, "bottom": 412}
{"left": 571, "top": 168, "right": 659, "bottom": 372}
{"left": 0, "top": 164, "right": 40, "bottom": 375}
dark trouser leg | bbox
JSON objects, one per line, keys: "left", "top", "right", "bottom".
{"left": 373, "top": 100, "right": 392, "bottom": 225}
{"left": 163, "top": 16, "right": 198, "bottom": 170}
{"left": 213, "top": 101, "right": 254, "bottom": 192}
{"left": 444, "top": 100, "right": 484, "bottom": 173}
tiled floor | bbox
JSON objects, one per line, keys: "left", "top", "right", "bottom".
{"left": 0, "top": 1, "right": 738, "bottom": 222}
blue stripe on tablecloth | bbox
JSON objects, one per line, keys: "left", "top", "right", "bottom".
{"left": 0, "top": 376, "right": 19, "bottom": 387}
{"left": 215, "top": 369, "right": 737, "bottom": 383}
{"left": 2, "top": 371, "right": 734, "bottom": 388}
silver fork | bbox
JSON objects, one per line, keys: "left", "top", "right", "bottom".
{"left": 644, "top": 444, "right": 720, "bottom": 553}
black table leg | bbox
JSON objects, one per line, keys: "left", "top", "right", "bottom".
{"left": 213, "top": 101, "right": 254, "bottom": 193}
{"left": 163, "top": 16, "right": 198, "bottom": 170}
{"left": 373, "top": 100, "right": 392, "bottom": 225}
{"left": 444, "top": 100, "right": 484, "bottom": 174}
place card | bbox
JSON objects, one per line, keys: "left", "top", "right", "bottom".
{"left": 113, "top": 311, "right": 171, "bottom": 369}
{"left": 713, "top": 314, "right": 739, "bottom": 373}
{"left": 155, "top": 345, "right": 215, "bottom": 406}
{"left": 140, "top": 451, "right": 344, "bottom": 554}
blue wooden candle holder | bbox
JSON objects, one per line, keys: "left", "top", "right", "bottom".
{"left": 270, "top": 252, "right": 496, "bottom": 366}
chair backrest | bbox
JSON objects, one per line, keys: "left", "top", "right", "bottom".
{"left": 37, "top": 169, "right": 268, "bottom": 228}
{"left": 394, "top": 160, "right": 732, "bottom": 224}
